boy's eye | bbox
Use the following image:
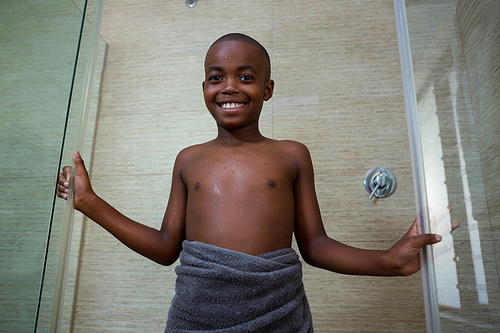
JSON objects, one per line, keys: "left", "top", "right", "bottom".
{"left": 240, "top": 75, "right": 254, "bottom": 81}
{"left": 208, "top": 75, "right": 222, "bottom": 81}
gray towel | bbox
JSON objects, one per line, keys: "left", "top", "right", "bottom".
{"left": 165, "top": 241, "right": 313, "bottom": 332}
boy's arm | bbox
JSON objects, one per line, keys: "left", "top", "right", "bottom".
{"left": 291, "top": 143, "right": 458, "bottom": 276}
{"left": 57, "top": 151, "right": 186, "bottom": 266}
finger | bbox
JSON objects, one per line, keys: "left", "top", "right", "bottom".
{"left": 57, "top": 181, "right": 69, "bottom": 192}
{"left": 451, "top": 219, "right": 460, "bottom": 232}
{"left": 436, "top": 205, "right": 452, "bottom": 222}
{"left": 434, "top": 241, "right": 454, "bottom": 258}
{"left": 430, "top": 205, "right": 451, "bottom": 230}
{"left": 433, "top": 219, "right": 460, "bottom": 239}
{"left": 62, "top": 165, "right": 71, "bottom": 180}
{"left": 56, "top": 178, "right": 68, "bottom": 192}
{"left": 56, "top": 183, "right": 68, "bottom": 199}
{"left": 57, "top": 190, "right": 68, "bottom": 200}
{"left": 58, "top": 173, "right": 69, "bottom": 186}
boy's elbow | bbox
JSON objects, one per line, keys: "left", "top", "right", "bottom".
{"left": 297, "top": 233, "right": 328, "bottom": 263}
{"left": 157, "top": 259, "right": 176, "bottom": 266}
{"left": 153, "top": 232, "right": 182, "bottom": 266}
{"left": 297, "top": 243, "right": 323, "bottom": 268}
{"left": 300, "top": 252, "right": 325, "bottom": 269}
{"left": 301, "top": 255, "right": 318, "bottom": 268}
{"left": 155, "top": 253, "right": 179, "bottom": 266}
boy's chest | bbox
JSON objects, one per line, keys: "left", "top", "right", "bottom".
{"left": 183, "top": 150, "right": 297, "bottom": 193}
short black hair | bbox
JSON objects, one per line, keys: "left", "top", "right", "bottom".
{"left": 209, "top": 33, "right": 271, "bottom": 77}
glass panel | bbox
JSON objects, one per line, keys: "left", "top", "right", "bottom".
{"left": 35, "top": 0, "right": 107, "bottom": 331}
{"left": 0, "top": 0, "right": 86, "bottom": 332}
{"left": 405, "top": 0, "right": 500, "bottom": 331}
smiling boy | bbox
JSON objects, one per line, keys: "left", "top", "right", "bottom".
{"left": 57, "top": 33, "right": 458, "bottom": 332}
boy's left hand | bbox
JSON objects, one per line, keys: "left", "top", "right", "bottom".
{"left": 388, "top": 208, "right": 460, "bottom": 276}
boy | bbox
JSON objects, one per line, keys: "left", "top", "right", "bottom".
{"left": 57, "top": 33, "right": 458, "bottom": 332}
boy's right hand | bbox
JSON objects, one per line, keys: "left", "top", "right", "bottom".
{"left": 56, "top": 151, "right": 95, "bottom": 211}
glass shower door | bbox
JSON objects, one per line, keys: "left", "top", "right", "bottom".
{"left": 398, "top": 0, "right": 500, "bottom": 331}
{"left": 0, "top": 0, "right": 105, "bottom": 332}
{"left": 0, "top": 1, "right": 87, "bottom": 332}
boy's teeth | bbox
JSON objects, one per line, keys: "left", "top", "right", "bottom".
{"left": 221, "top": 102, "right": 245, "bottom": 109}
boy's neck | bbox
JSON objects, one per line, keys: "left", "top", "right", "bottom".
{"left": 215, "top": 125, "right": 267, "bottom": 146}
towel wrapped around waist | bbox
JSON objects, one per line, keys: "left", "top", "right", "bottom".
{"left": 165, "top": 241, "right": 313, "bottom": 332}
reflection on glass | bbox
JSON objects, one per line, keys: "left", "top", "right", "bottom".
{"left": 448, "top": 70, "right": 488, "bottom": 306}
{"left": 419, "top": 83, "right": 460, "bottom": 309}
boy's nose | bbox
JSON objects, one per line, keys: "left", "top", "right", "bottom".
{"left": 222, "top": 78, "right": 238, "bottom": 94}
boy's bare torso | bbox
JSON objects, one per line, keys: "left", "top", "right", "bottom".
{"left": 180, "top": 138, "right": 301, "bottom": 255}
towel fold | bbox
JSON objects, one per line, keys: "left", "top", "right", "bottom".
{"left": 165, "top": 241, "right": 313, "bottom": 332}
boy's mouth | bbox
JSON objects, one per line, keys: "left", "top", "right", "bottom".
{"left": 218, "top": 102, "right": 247, "bottom": 110}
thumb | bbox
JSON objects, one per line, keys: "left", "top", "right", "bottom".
{"left": 73, "top": 151, "right": 89, "bottom": 178}
{"left": 411, "top": 233, "right": 442, "bottom": 248}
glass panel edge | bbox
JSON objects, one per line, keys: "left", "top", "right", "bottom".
{"left": 393, "top": 1, "right": 441, "bottom": 332}
{"left": 49, "top": 0, "right": 106, "bottom": 332}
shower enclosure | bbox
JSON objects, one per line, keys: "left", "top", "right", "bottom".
{"left": 0, "top": 0, "right": 104, "bottom": 332}
{"left": 1, "top": 0, "right": 498, "bottom": 332}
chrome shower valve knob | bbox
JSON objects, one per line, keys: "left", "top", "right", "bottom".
{"left": 364, "top": 167, "right": 397, "bottom": 200}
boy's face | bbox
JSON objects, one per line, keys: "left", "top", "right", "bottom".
{"left": 203, "top": 41, "right": 274, "bottom": 131}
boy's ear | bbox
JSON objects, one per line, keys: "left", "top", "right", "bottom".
{"left": 264, "top": 79, "right": 274, "bottom": 101}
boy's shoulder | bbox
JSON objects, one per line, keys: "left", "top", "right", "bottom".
{"left": 262, "top": 139, "right": 311, "bottom": 158}
{"left": 272, "top": 140, "right": 313, "bottom": 168}
{"left": 173, "top": 141, "right": 211, "bottom": 164}
{"left": 270, "top": 139, "right": 309, "bottom": 153}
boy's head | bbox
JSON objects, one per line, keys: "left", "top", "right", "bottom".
{"left": 202, "top": 33, "right": 274, "bottom": 130}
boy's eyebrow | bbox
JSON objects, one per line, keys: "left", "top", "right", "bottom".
{"left": 207, "top": 66, "right": 223, "bottom": 73}
{"left": 237, "top": 65, "right": 257, "bottom": 73}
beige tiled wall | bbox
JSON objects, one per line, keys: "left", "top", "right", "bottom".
{"left": 71, "top": 1, "right": 424, "bottom": 332}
